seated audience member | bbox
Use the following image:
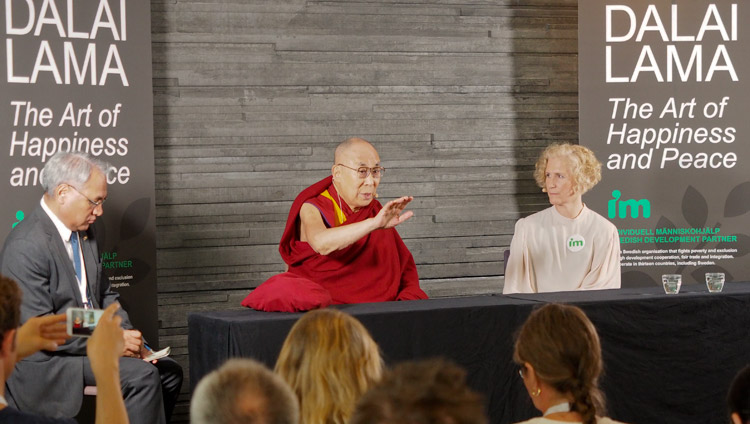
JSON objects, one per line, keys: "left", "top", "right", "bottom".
{"left": 728, "top": 365, "right": 750, "bottom": 424}
{"left": 191, "top": 358, "right": 299, "bottom": 424}
{"left": 275, "top": 308, "right": 383, "bottom": 424}
{"left": 350, "top": 358, "right": 489, "bottom": 424}
{"left": 0, "top": 275, "right": 128, "bottom": 424}
{"left": 503, "top": 143, "right": 620, "bottom": 294}
{"left": 513, "top": 303, "right": 625, "bottom": 424}
{"left": 242, "top": 137, "right": 427, "bottom": 312}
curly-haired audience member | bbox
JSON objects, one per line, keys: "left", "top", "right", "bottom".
{"left": 513, "top": 303, "right": 625, "bottom": 424}
{"left": 349, "top": 358, "right": 488, "bottom": 424}
{"left": 191, "top": 358, "right": 298, "bottom": 424}
{"left": 275, "top": 308, "right": 382, "bottom": 424}
{"left": 503, "top": 143, "right": 620, "bottom": 293}
{"left": 728, "top": 365, "right": 750, "bottom": 424}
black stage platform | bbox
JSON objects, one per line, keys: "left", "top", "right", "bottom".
{"left": 189, "top": 283, "right": 750, "bottom": 424}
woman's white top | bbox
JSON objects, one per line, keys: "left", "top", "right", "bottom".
{"left": 503, "top": 205, "right": 621, "bottom": 294}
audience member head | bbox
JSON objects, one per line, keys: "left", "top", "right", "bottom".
{"left": 0, "top": 275, "right": 21, "bottom": 380}
{"left": 514, "top": 303, "right": 605, "bottom": 424}
{"left": 191, "top": 358, "right": 299, "bottom": 424}
{"left": 41, "top": 151, "right": 109, "bottom": 231}
{"left": 533, "top": 143, "right": 602, "bottom": 196}
{"left": 275, "top": 308, "right": 383, "bottom": 424}
{"left": 728, "top": 365, "right": 750, "bottom": 424}
{"left": 331, "top": 137, "right": 382, "bottom": 212}
{"left": 350, "top": 358, "right": 488, "bottom": 424}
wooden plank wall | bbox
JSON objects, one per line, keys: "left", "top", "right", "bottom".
{"left": 150, "top": 0, "right": 578, "bottom": 421}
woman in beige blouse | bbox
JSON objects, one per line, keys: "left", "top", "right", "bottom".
{"left": 503, "top": 143, "right": 621, "bottom": 294}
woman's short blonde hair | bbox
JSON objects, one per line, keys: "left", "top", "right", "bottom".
{"left": 275, "top": 308, "right": 383, "bottom": 424}
{"left": 533, "top": 143, "right": 602, "bottom": 195}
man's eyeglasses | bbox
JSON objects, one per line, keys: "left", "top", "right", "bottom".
{"left": 67, "top": 184, "right": 106, "bottom": 208}
{"left": 336, "top": 164, "right": 385, "bottom": 179}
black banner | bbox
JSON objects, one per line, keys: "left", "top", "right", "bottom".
{"left": 1, "top": 0, "right": 158, "bottom": 342}
{"left": 579, "top": 0, "right": 750, "bottom": 288}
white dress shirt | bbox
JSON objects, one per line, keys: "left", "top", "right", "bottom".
{"left": 40, "top": 198, "right": 90, "bottom": 305}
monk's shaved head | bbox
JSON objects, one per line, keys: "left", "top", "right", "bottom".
{"left": 331, "top": 137, "right": 381, "bottom": 211}
{"left": 334, "top": 137, "right": 377, "bottom": 164}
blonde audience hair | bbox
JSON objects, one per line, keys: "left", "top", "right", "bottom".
{"left": 533, "top": 143, "right": 602, "bottom": 195}
{"left": 514, "top": 303, "right": 605, "bottom": 424}
{"left": 275, "top": 308, "right": 383, "bottom": 424}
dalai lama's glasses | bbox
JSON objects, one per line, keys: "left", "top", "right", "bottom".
{"left": 336, "top": 164, "right": 386, "bottom": 179}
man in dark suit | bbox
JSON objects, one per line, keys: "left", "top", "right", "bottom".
{"left": 0, "top": 151, "right": 182, "bottom": 423}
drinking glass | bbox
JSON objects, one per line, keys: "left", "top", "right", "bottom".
{"left": 662, "top": 274, "right": 681, "bottom": 294}
{"left": 705, "top": 272, "right": 725, "bottom": 293}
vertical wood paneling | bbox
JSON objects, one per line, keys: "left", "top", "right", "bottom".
{"left": 151, "top": 1, "right": 578, "bottom": 421}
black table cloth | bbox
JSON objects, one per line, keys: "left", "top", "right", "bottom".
{"left": 189, "top": 282, "right": 750, "bottom": 424}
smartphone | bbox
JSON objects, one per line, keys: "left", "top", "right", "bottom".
{"left": 66, "top": 307, "right": 103, "bottom": 337}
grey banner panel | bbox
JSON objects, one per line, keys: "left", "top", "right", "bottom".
{"left": 1, "top": 0, "right": 158, "bottom": 343}
{"left": 579, "top": 0, "right": 750, "bottom": 288}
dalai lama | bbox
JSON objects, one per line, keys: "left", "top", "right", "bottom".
{"left": 242, "top": 137, "right": 428, "bottom": 312}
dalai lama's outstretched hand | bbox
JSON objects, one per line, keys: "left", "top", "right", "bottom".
{"left": 375, "top": 196, "right": 414, "bottom": 229}
{"left": 300, "top": 195, "right": 415, "bottom": 255}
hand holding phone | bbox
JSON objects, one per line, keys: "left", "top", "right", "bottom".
{"left": 66, "top": 307, "right": 104, "bottom": 338}
{"left": 16, "top": 314, "right": 68, "bottom": 359}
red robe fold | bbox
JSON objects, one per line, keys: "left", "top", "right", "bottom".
{"left": 243, "top": 176, "right": 427, "bottom": 311}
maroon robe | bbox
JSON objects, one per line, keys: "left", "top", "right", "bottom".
{"left": 242, "top": 176, "right": 427, "bottom": 312}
